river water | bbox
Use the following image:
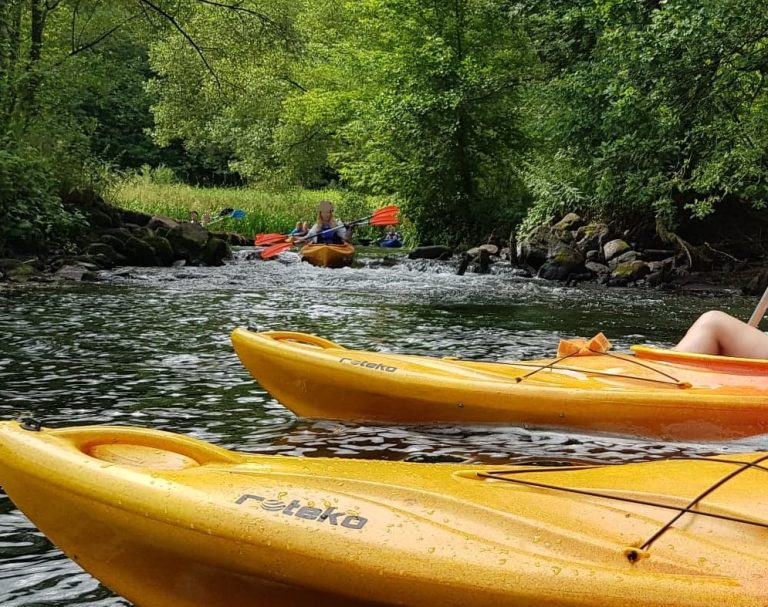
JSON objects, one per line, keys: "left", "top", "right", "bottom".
{"left": 1, "top": 251, "right": 766, "bottom": 605}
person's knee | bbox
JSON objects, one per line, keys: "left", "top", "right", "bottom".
{"left": 694, "top": 310, "right": 732, "bottom": 329}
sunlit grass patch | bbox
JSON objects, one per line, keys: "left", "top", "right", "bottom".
{"left": 110, "top": 181, "right": 407, "bottom": 243}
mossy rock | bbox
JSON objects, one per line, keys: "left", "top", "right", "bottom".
{"left": 538, "top": 245, "right": 585, "bottom": 281}
{"left": 552, "top": 212, "right": 585, "bottom": 232}
{"left": 167, "top": 223, "right": 209, "bottom": 255}
{"left": 98, "top": 234, "right": 125, "bottom": 253}
{"left": 603, "top": 239, "right": 632, "bottom": 262}
{"left": 119, "top": 208, "right": 153, "bottom": 227}
{"left": 611, "top": 260, "right": 650, "bottom": 282}
{"left": 101, "top": 228, "right": 132, "bottom": 244}
{"left": 86, "top": 242, "right": 117, "bottom": 260}
{"left": 8, "top": 263, "right": 41, "bottom": 283}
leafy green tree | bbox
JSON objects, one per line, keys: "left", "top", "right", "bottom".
{"left": 522, "top": 0, "right": 768, "bottom": 232}
{"left": 146, "top": 0, "right": 305, "bottom": 184}
{"left": 297, "top": 0, "right": 535, "bottom": 245}
{"left": 0, "top": 1, "right": 289, "bottom": 254}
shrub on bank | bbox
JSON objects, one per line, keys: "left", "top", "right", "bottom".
{"left": 0, "top": 148, "right": 85, "bottom": 256}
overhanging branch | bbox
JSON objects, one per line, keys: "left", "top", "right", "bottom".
{"left": 138, "top": 0, "right": 223, "bottom": 90}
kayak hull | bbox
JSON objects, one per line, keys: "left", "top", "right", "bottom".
{"left": 300, "top": 243, "right": 355, "bottom": 268}
{"left": 0, "top": 421, "right": 766, "bottom": 607}
{"left": 231, "top": 328, "right": 768, "bottom": 440}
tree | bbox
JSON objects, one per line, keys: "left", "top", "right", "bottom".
{"left": 302, "top": 0, "right": 535, "bottom": 244}
{"left": 522, "top": 0, "right": 768, "bottom": 232}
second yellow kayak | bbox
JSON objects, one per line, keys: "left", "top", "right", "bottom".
{"left": 300, "top": 242, "right": 355, "bottom": 268}
{"left": 0, "top": 420, "right": 766, "bottom": 606}
{"left": 231, "top": 328, "right": 768, "bottom": 440}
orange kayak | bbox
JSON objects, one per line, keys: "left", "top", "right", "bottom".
{"left": 232, "top": 328, "right": 768, "bottom": 440}
{"left": 300, "top": 243, "right": 355, "bottom": 268}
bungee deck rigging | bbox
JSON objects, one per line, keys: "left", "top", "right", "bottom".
{"left": 479, "top": 453, "right": 768, "bottom": 560}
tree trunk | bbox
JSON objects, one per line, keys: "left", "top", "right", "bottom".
{"left": 15, "top": 0, "right": 46, "bottom": 123}
{"left": 0, "top": 0, "right": 22, "bottom": 128}
{"left": 30, "top": 0, "right": 44, "bottom": 63}
{"left": 452, "top": 0, "right": 475, "bottom": 231}
{"left": 0, "top": 0, "right": 10, "bottom": 110}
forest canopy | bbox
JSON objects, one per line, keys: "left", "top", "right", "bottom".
{"left": 2, "top": 0, "right": 768, "bottom": 250}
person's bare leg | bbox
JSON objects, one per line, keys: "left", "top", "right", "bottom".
{"left": 674, "top": 310, "right": 768, "bottom": 358}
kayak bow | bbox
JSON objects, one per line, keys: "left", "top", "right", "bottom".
{"left": 0, "top": 421, "right": 765, "bottom": 606}
{"left": 232, "top": 328, "right": 768, "bottom": 440}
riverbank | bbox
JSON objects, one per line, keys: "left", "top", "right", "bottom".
{"left": 0, "top": 192, "right": 248, "bottom": 283}
{"left": 448, "top": 209, "right": 768, "bottom": 295}
{"left": 4, "top": 191, "right": 768, "bottom": 298}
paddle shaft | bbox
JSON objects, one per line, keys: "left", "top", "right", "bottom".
{"left": 207, "top": 210, "right": 244, "bottom": 226}
{"left": 748, "top": 284, "right": 768, "bottom": 327}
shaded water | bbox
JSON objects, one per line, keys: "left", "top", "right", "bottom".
{"left": 1, "top": 252, "right": 766, "bottom": 605}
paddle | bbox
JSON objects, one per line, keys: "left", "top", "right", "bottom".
{"left": 748, "top": 286, "right": 768, "bottom": 327}
{"left": 254, "top": 232, "right": 291, "bottom": 246}
{"left": 255, "top": 205, "right": 399, "bottom": 247}
{"left": 259, "top": 205, "right": 400, "bottom": 260}
{"left": 207, "top": 208, "right": 246, "bottom": 226}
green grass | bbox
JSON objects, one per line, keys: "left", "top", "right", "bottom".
{"left": 109, "top": 181, "right": 390, "bottom": 238}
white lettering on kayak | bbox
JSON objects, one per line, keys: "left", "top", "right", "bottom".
{"left": 236, "top": 494, "right": 368, "bottom": 530}
{"left": 339, "top": 357, "right": 397, "bottom": 373}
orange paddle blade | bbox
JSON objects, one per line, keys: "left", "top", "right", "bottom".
{"left": 373, "top": 205, "right": 399, "bottom": 215}
{"left": 370, "top": 213, "right": 399, "bottom": 226}
{"left": 369, "top": 205, "right": 400, "bottom": 226}
{"left": 260, "top": 241, "right": 294, "bottom": 259}
{"left": 254, "top": 233, "right": 289, "bottom": 246}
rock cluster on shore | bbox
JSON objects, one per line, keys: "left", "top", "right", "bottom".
{"left": 0, "top": 193, "right": 249, "bottom": 283}
{"left": 410, "top": 211, "right": 765, "bottom": 292}
{"left": 515, "top": 212, "right": 677, "bottom": 287}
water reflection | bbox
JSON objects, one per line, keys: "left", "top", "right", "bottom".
{"left": 0, "top": 254, "right": 763, "bottom": 605}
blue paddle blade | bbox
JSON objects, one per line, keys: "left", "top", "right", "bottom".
{"left": 231, "top": 209, "right": 246, "bottom": 219}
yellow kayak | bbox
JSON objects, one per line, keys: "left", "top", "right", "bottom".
{"left": 300, "top": 242, "right": 355, "bottom": 268}
{"left": 231, "top": 328, "right": 768, "bottom": 440}
{"left": 0, "top": 420, "right": 766, "bottom": 606}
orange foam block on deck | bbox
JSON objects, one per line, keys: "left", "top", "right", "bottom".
{"left": 556, "top": 332, "right": 612, "bottom": 357}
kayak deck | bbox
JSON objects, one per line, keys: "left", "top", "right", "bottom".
{"left": 0, "top": 421, "right": 766, "bottom": 606}
{"left": 231, "top": 328, "right": 768, "bottom": 440}
{"left": 300, "top": 243, "right": 355, "bottom": 268}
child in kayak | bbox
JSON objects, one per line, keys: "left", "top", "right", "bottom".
{"left": 289, "top": 221, "right": 307, "bottom": 236}
{"left": 674, "top": 310, "right": 768, "bottom": 358}
{"left": 379, "top": 225, "right": 403, "bottom": 247}
{"left": 305, "top": 201, "right": 349, "bottom": 244}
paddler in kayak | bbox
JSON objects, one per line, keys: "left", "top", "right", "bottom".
{"left": 675, "top": 310, "right": 768, "bottom": 358}
{"left": 305, "top": 200, "right": 350, "bottom": 244}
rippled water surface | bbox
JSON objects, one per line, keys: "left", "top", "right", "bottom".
{"left": 1, "top": 252, "right": 766, "bottom": 605}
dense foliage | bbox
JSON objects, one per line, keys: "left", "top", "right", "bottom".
{"left": 2, "top": 0, "right": 768, "bottom": 251}
{"left": 521, "top": 0, "right": 768, "bottom": 232}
